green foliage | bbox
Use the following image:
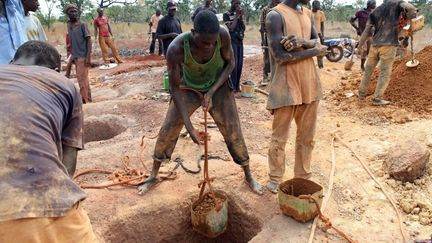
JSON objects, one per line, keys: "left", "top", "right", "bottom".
{"left": 411, "top": 0, "right": 432, "bottom": 25}
{"left": 58, "top": 0, "right": 95, "bottom": 19}
{"left": 105, "top": 4, "right": 148, "bottom": 23}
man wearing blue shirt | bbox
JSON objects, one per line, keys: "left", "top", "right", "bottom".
{"left": 0, "top": 0, "right": 28, "bottom": 64}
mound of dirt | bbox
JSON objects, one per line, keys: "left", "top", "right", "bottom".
{"left": 372, "top": 45, "right": 432, "bottom": 114}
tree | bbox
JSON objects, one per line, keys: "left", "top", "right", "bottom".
{"left": 58, "top": 0, "right": 94, "bottom": 18}
{"left": 36, "top": 0, "right": 57, "bottom": 29}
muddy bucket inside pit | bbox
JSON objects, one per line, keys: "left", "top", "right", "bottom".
{"left": 191, "top": 190, "right": 228, "bottom": 238}
{"left": 278, "top": 178, "right": 323, "bottom": 223}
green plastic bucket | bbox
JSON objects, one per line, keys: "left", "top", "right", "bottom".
{"left": 163, "top": 71, "right": 169, "bottom": 91}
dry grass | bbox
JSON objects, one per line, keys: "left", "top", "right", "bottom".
{"left": 46, "top": 21, "right": 432, "bottom": 52}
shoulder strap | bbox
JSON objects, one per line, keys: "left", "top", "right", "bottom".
{"left": 183, "top": 33, "right": 191, "bottom": 62}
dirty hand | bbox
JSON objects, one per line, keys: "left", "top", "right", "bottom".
{"left": 317, "top": 44, "right": 328, "bottom": 57}
{"left": 280, "top": 35, "right": 304, "bottom": 51}
{"left": 202, "top": 92, "right": 213, "bottom": 111}
{"left": 189, "top": 128, "right": 209, "bottom": 145}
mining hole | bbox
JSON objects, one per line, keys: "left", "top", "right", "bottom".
{"left": 84, "top": 115, "right": 127, "bottom": 143}
{"left": 103, "top": 194, "right": 263, "bottom": 243}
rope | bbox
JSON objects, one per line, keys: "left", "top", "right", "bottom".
{"left": 299, "top": 195, "right": 356, "bottom": 243}
{"left": 308, "top": 136, "right": 337, "bottom": 243}
{"left": 334, "top": 134, "right": 407, "bottom": 243}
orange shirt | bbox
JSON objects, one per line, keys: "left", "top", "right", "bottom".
{"left": 93, "top": 16, "right": 110, "bottom": 37}
{"left": 267, "top": 5, "right": 322, "bottom": 109}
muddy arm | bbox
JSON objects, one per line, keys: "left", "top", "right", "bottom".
{"left": 266, "top": 11, "right": 323, "bottom": 65}
{"left": 350, "top": 16, "right": 358, "bottom": 30}
{"left": 62, "top": 145, "right": 78, "bottom": 177}
{"left": 166, "top": 38, "right": 200, "bottom": 144}
{"left": 358, "top": 19, "right": 373, "bottom": 50}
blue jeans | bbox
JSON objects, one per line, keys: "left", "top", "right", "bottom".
{"left": 230, "top": 41, "right": 244, "bottom": 91}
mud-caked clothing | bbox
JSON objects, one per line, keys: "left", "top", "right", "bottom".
{"left": 0, "top": 65, "right": 85, "bottom": 222}
{"left": 67, "top": 21, "right": 92, "bottom": 103}
{"left": 267, "top": 4, "right": 321, "bottom": 182}
{"left": 359, "top": 45, "right": 397, "bottom": 99}
{"left": 154, "top": 33, "right": 249, "bottom": 166}
{"left": 0, "top": 203, "right": 98, "bottom": 243}
{"left": 359, "top": 0, "right": 416, "bottom": 99}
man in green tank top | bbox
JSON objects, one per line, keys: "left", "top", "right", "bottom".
{"left": 138, "top": 11, "right": 263, "bottom": 195}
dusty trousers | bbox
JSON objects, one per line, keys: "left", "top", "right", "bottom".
{"left": 98, "top": 36, "right": 123, "bottom": 63}
{"left": 268, "top": 101, "right": 319, "bottom": 182}
{"left": 153, "top": 82, "right": 249, "bottom": 165}
{"left": 263, "top": 46, "right": 270, "bottom": 80}
{"left": 75, "top": 58, "right": 92, "bottom": 103}
{"left": 359, "top": 45, "right": 397, "bottom": 99}
{"left": 0, "top": 204, "right": 98, "bottom": 243}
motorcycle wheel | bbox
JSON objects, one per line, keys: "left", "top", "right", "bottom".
{"left": 326, "top": 46, "right": 344, "bottom": 62}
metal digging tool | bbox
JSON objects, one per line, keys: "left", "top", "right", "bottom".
{"left": 406, "top": 35, "right": 419, "bottom": 68}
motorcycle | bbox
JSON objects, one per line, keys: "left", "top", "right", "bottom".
{"left": 323, "top": 38, "right": 358, "bottom": 62}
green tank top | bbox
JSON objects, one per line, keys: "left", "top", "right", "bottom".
{"left": 182, "top": 33, "right": 225, "bottom": 91}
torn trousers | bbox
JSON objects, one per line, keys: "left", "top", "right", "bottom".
{"left": 99, "top": 36, "right": 123, "bottom": 63}
{"left": 0, "top": 203, "right": 98, "bottom": 243}
{"left": 359, "top": 45, "right": 397, "bottom": 99}
{"left": 268, "top": 101, "right": 319, "bottom": 182}
{"left": 154, "top": 82, "right": 249, "bottom": 166}
{"left": 75, "top": 58, "right": 92, "bottom": 103}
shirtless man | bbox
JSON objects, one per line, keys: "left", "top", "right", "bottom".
{"left": 138, "top": 10, "right": 263, "bottom": 195}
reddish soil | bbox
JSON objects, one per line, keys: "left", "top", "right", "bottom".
{"left": 193, "top": 193, "right": 226, "bottom": 215}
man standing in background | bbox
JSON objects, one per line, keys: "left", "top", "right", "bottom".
{"left": 94, "top": 8, "right": 123, "bottom": 64}
{"left": 350, "top": 0, "right": 376, "bottom": 70}
{"left": 358, "top": 0, "right": 417, "bottom": 106}
{"left": 259, "top": 0, "right": 280, "bottom": 85}
{"left": 223, "top": 0, "right": 245, "bottom": 94}
{"left": 23, "top": 0, "right": 47, "bottom": 41}
{"left": 191, "top": 0, "right": 217, "bottom": 21}
{"left": 149, "top": 9, "right": 163, "bottom": 55}
{"left": 156, "top": 1, "right": 182, "bottom": 56}
{"left": 0, "top": 0, "right": 27, "bottom": 64}
{"left": 312, "top": 0, "right": 325, "bottom": 68}
{"left": 66, "top": 4, "right": 92, "bottom": 103}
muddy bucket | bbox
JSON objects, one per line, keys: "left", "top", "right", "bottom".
{"left": 240, "top": 81, "right": 255, "bottom": 98}
{"left": 278, "top": 178, "right": 323, "bottom": 223}
{"left": 191, "top": 190, "right": 228, "bottom": 238}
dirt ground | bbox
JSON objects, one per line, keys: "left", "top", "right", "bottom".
{"left": 68, "top": 37, "right": 432, "bottom": 242}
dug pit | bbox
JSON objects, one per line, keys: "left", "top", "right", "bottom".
{"left": 103, "top": 193, "right": 263, "bottom": 243}
{"left": 84, "top": 115, "right": 128, "bottom": 143}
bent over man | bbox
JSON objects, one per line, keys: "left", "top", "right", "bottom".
{"left": 138, "top": 11, "right": 263, "bottom": 195}
{"left": 0, "top": 41, "right": 97, "bottom": 243}
{"left": 265, "top": 0, "right": 327, "bottom": 193}
{"left": 358, "top": 0, "right": 417, "bottom": 106}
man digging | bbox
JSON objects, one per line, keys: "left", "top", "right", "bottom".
{"left": 265, "top": 0, "right": 327, "bottom": 193}
{"left": 138, "top": 11, "right": 263, "bottom": 195}
{"left": 358, "top": 0, "right": 417, "bottom": 106}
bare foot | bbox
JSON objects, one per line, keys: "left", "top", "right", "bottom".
{"left": 266, "top": 181, "right": 279, "bottom": 194}
{"left": 246, "top": 177, "right": 264, "bottom": 195}
{"left": 137, "top": 177, "right": 157, "bottom": 195}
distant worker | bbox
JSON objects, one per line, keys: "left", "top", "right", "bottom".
{"left": 138, "top": 11, "right": 263, "bottom": 195}
{"left": 259, "top": 0, "right": 281, "bottom": 85}
{"left": 311, "top": 0, "right": 325, "bottom": 68}
{"left": 149, "top": 9, "right": 163, "bottom": 55}
{"left": 0, "top": 0, "right": 27, "bottom": 64}
{"left": 156, "top": 1, "right": 182, "bottom": 56}
{"left": 350, "top": 0, "right": 376, "bottom": 70}
{"left": 66, "top": 4, "right": 92, "bottom": 103}
{"left": 23, "top": 0, "right": 47, "bottom": 41}
{"left": 94, "top": 8, "right": 123, "bottom": 64}
{"left": 0, "top": 40, "right": 97, "bottom": 243}
{"left": 191, "top": 0, "right": 217, "bottom": 21}
{"left": 223, "top": 0, "right": 245, "bottom": 94}
{"left": 358, "top": 0, "right": 417, "bottom": 106}
{"left": 265, "top": 0, "right": 327, "bottom": 193}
